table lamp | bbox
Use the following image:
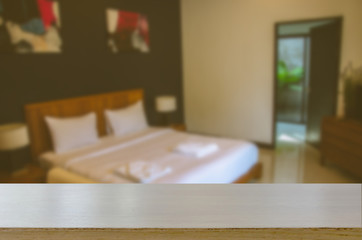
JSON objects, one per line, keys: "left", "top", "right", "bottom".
{"left": 0, "top": 123, "right": 30, "bottom": 171}
{"left": 155, "top": 96, "right": 177, "bottom": 126}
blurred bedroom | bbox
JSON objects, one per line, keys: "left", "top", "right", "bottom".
{"left": 0, "top": 0, "right": 361, "bottom": 184}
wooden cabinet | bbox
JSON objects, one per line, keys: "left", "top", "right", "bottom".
{"left": 0, "top": 164, "right": 46, "bottom": 183}
{"left": 321, "top": 117, "right": 362, "bottom": 179}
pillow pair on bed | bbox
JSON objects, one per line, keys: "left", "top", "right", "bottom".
{"left": 45, "top": 101, "right": 148, "bottom": 154}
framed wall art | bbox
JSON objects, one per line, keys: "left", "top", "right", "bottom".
{"left": 106, "top": 8, "right": 150, "bottom": 54}
{"left": 0, "top": 0, "right": 62, "bottom": 53}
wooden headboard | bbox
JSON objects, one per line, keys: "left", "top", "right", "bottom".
{"left": 25, "top": 89, "right": 144, "bottom": 161}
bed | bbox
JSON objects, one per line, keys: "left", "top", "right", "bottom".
{"left": 25, "top": 89, "right": 262, "bottom": 183}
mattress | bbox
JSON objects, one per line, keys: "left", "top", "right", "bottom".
{"left": 40, "top": 127, "right": 258, "bottom": 183}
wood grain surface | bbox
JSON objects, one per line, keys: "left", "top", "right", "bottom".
{"left": 0, "top": 184, "right": 360, "bottom": 229}
{"left": 0, "top": 228, "right": 361, "bottom": 240}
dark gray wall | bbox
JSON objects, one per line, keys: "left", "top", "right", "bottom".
{"left": 0, "top": 0, "right": 184, "bottom": 126}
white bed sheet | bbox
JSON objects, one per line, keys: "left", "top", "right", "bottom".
{"left": 40, "top": 127, "right": 258, "bottom": 183}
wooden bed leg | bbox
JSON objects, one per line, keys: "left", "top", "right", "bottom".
{"left": 233, "top": 162, "right": 263, "bottom": 184}
{"left": 320, "top": 155, "right": 325, "bottom": 166}
{"left": 254, "top": 163, "right": 263, "bottom": 179}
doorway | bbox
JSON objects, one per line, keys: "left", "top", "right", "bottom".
{"left": 273, "top": 17, "right": 342, "bottom": 147}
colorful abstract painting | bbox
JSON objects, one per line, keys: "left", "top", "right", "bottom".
{"left": 0, "top": 0, "right": 62, "bottom": 53}
{"left": 106, "top": 9, "right": 150, "bottom": 53}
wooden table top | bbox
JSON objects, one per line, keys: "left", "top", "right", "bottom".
{"left": 0, "top": 184, "right": 360, "bottom": 229}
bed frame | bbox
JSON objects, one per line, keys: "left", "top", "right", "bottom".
{"left": 25, "top": 89, "right": 144, "bottom": 161}
{"left": 25, "top": 89, "right": 262, "bottom": 184}
{"left": 46, "top": 162, "right": 262, "bottom": 184}
{"left": 234, "top": 162, "right": 262, "bottom": 183}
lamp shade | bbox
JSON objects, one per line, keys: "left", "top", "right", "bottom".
{"left": 156, "top": 96, "right": 177, "bottom": 113}
{"left": 0, "top": 123, "right": 29, "bottom": 151}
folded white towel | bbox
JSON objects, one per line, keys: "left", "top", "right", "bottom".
{"left": 114, "top": 161, "right": 172, "bottom": 183}
{"left": 174, "top": 142, "right": 219, "bottom": 158}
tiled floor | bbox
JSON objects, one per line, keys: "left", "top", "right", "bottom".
{"left": 256, "top": 122, "right": 360, "bottom": 183}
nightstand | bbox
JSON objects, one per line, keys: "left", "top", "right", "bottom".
{"left": 170, "top": 124, "right": 186, "bottom": 131}
{"left": 0, "top": 164, "right": 46, "bottom": 183}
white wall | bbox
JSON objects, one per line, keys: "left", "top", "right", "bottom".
{"left": 181, "top": 0, "right": 362, "bottom": 144}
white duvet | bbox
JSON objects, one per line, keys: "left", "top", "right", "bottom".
{"left": 40, "top": 127, "right": 258, "bottom": 183}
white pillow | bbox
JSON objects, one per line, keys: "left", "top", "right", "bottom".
{"left": 45, "top": 112, "right": 99, "bottom": 154}
{"left": 105, "top": 101, "right": 148, "bottom": 137}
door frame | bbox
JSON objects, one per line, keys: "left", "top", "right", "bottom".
{"left": 272, "top": 16, "right": 343, "bottom": 148}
